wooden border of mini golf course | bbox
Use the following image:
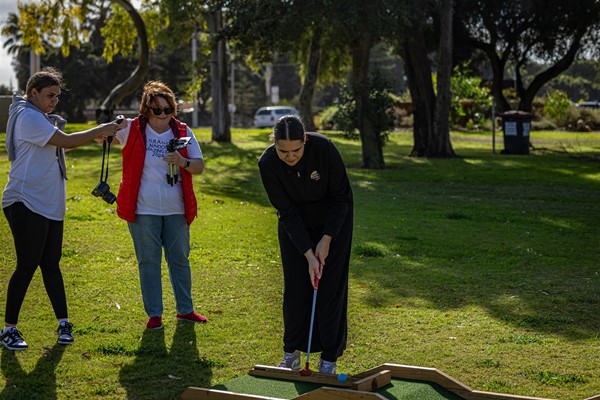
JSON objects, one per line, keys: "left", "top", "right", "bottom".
{"left": 180, "top": 363, "right": 599, "bottom": 400}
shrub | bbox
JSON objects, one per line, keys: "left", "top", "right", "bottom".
{"left": 563, "top": 106, "right": 600, "bottom": 131}
{"left": 329, "top": 69, "right": 395, "bottom": 143}
{"left": 318, "top": 105, "right": 339, "bottom": 130}
{"left": 543, "top": 90, "right": 571, "bottom": 127}
{"left": 448, "top": 64, "right": 492, "bottom": 129}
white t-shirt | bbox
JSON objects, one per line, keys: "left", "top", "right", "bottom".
{"left": 116, "top": 119, "right": 203, "bottom": 216}
{"left": 2, "top": 108, "right": 65, "bottom": 221}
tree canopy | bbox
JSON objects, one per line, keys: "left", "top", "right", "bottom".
{"left": 3, "top": 0, "right": 599, "bottom": 159}
{"left": 458, "top": 0, "right": 600, "bottom": 112}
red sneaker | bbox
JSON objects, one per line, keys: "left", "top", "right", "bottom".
{"left": 176, "top": 311, "right": 208, "bottom": 323}
{"left": 146, "top": 316, "right": 163, "bottom": 330}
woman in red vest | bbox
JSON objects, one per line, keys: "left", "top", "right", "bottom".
{"left": 113, "top": 81, "right": 207, "bottom": 330}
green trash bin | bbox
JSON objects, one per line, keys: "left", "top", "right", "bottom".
{"left": 500, "top": 110, "right": 532, "bottom": 155}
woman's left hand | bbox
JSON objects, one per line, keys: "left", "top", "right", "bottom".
{"left": 163, "top": 151, "right": 185, "bottom": 167}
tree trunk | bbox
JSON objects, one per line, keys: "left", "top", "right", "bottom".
{"left": 97, "top": 0, "right": 148, "bottom": 122}
{"left": 433, "top": 0, "right": 456, "bottom": 157}
{"left": 351, "top": 36, "right": 384, "bottom": 169}
{"left": 298, "top": 29, "right": 322, "bottom": 132}
{"left": 206, "top": 9, "right": 231, "bottom": 142}
{"left": 518, "top": 28, "right": 586, "bottom": 112}
{"left": 403, "top": 29, "right": 435, "bottom": 157}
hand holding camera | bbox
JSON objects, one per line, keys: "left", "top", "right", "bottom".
{"left": 92, "top": 115, "right": 125, "bottom": 204}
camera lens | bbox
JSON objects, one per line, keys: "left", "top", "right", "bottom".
{"left": 102, "top": 192, "right": 117, "bottom": 204}
{"left": 92, "top": 181, "right": 116, "bottom": 204}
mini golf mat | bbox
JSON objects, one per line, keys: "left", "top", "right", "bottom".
{"left": 212, "top": 374, "right": 465, "bottom": 399}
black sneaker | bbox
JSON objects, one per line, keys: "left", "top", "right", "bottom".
{"left": 1, "top": 327, "right": 28, "bottom": 351}
{"left": 57, "top": 322, "right": 74, "bottom": 345}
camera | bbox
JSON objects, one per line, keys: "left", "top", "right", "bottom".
{"left": 91, "top": 115, "right": 123, "bottom": 204}
{"left": 166, "top": 137, "right": 191, "bottom": 152}
{"left": 166, "top": 137, "right": 192, "bottom": 186}
{"left": 92, "top": 181, "right": 117, "bottom": 204}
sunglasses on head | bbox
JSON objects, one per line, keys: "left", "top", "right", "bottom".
{"left": 151, "top": 106, "right": 174, "bottom": 116}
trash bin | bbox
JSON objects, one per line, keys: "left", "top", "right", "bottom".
{"left": 500, "top": 110, "right": 532, "bottom": 155}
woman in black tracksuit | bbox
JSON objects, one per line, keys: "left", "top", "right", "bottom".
{"left": 258, "top": 115, "right": 353, "bottom": 374}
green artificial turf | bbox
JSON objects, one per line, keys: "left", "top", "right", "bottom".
{"left": 379, "top": 379, "right": 464, "bottom": 400}
{"left": 212, "top": 375, "right": 465, "bottom": 400}
{"left": 212, "top": 375, "right": 322, "bottom": 397}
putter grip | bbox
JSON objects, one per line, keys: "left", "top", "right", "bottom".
{"left": 314, "top": 277, "right": 319, "bottom": 289}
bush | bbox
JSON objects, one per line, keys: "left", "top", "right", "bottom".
{"left": 448, "top": 64, "right": 492, "bottom": 129}
{"left": 531, "top": 116, "right": 558, "bottom": 131}
{"left": 563, "top": 106, "right": 600, "bottom": 131}
{"left": 328, "top": 69, "right": 395, "bottom": 143}
{"left": 543, "top": 90, "right": 571, "bottom": 127}
{"left": 318, "top": 105, "right": 339, "bottom": 130}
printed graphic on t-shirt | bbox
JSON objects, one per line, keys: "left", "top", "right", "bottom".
{"left": 147, "top": 138, "right": 168, "bottom": 158}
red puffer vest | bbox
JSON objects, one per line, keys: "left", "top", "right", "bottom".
{"left": 116, "top": 116, "right": 198, "bottom": 225}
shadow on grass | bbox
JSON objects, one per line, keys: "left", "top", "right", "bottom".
{"left": 119, "top": 322, "right": 214, "bottom": 400}
{"left": 348, "top": 152, "right": 600, "bottom": 339}
{"left": 196, "top": 133, "right": 600, "bottom": 340}
{"left": 0, "top": 344, "right": 66, "bottom": 400}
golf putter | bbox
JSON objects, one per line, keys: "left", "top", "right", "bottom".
{"left": 299, "top": 274, "right": 319, "bottom": 376}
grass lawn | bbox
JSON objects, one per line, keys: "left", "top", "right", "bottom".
{"left": 0, "top": 126, "right": 599, "bottom": 400}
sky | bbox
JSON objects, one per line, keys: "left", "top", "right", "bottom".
{"left": 0, "top": 0, "right": 17, "bottom": 88}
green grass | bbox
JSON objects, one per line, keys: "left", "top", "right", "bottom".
{"left": 0, "top": 127, "right": 599, "bottom": 400}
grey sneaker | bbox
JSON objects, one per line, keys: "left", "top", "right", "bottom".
{"left": 318, "top": 359, "right": 337, "bottom": 374}
{"left": 57, "top": 322, "right": 74, "bottom": 345}
{"left": 1, "top": 327, "right": 28, "bottom": 351}
{"left": 277, "top": 351, "right": 301, "bottom": 370}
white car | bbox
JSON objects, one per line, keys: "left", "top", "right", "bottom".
{"left": 253, "top": 106, "right": 300, "bottom": 128}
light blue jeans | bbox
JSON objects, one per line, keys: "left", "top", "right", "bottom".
{"left": 127, "top": 214, "right": 194, "bottom": 317}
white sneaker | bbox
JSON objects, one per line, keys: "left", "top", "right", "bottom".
{"left": 277, "top": 351, "right": 301, "bottom": 370}
{"left": 318, "top": 359, "right": 337, "bottom": 374}
{"left": 1, "top": 327, "right": 28, "bottom": 351}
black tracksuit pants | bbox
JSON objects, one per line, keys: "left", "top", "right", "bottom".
{"left": 3, "top": 202, "right": 68, "bottom": 324}
{"left": 278, "top": 210, "right": 353, "bottom": 362}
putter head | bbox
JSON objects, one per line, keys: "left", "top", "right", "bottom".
{"left": 299, "top": 362, "right": 312, "bottom": 376}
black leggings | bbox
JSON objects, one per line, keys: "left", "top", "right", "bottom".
{"left": 3, "top": 202, "right": 68, "bottom": 324}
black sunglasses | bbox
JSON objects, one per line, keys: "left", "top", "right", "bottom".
{"left": 151, "top": 106, "right": 174, "bottom": 116}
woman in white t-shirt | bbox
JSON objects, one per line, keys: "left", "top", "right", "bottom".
{"left": 1, "top": 67, "right": 126, "bottom": 351}
{"left": 113, "top": 81, "right": 207, "bottom": 330}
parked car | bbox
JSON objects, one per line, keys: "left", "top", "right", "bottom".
{"left": 253, "top": 106, "right": 299, "bottom": 128}
{"left": 576, "top": 101, "right": 600, "bottom": 109}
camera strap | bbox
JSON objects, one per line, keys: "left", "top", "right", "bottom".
{"left": 99, "top": 137, "right": 112, "bottom": 183}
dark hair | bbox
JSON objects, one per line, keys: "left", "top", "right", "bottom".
{"left": 139, "top": 80, "right": 178, "bottom": 118}
{"left": 25, "top": 67, "right": 64, "bottom": 97}
{"left": 272, "top": 115, "right": 305, "bottom": 141}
